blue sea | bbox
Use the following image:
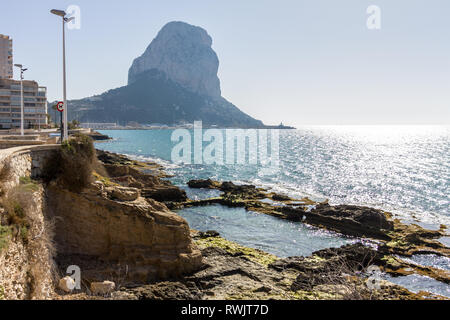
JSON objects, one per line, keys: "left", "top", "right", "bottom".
{"left": 96, "top": 126, "right": 450, "bottom": 297}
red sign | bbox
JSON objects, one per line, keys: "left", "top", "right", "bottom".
{"left": 56, "top": 101, "right": 64, "bottom": 112}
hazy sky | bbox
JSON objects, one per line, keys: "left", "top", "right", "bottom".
{"left": 1, "top": 0, "right": 449, "bottom": 126}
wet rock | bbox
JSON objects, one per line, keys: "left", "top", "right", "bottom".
{"left": 253, "top": 286, "right": 272, "bottom": 293}
{"left": 142, "top": 186, "right": 187, "bottom": 202}
{"left": 221, "top": 181, "right": 254, "bottom": 193}
{"left": 87, "top": 131, "right": 111, "bottom": 141}
{"left": 313, "top": 204, "right": 393, "bottom": 230}
{"left": 272, "top": 194, "right": 291, "bottom": 201}
{"left": 187, "top": 179, "right": 221, "bottom": 189}
{"left": 97, "top": 150, "right": 133, "bottom": 165}
{"left": 198, "top": 230, "right": 220, "bottom": 238}
{"left": 281, "top": 204, "right": 393, "bottom": 239}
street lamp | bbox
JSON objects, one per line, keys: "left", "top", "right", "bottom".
{"left": 51, "top": 9, "right": 74, "bottom": 141}
{"left": 14, "top": 64, "right": 27, "bottom": 136}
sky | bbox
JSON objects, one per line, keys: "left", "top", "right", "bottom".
{"left": 0, "top": 0, "right": 449, "bottom": 126}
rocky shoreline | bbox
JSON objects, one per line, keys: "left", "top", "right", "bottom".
{"left": 50, "top": 149, "right": 448, "bottom": 300}
{"left": 179, "top": 179, "right": 449, "bottom": 283}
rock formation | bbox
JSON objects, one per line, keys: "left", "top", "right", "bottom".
{"left": 45, "top": 151, "right": 202, "bottom": 283}
{"left": 129, "top": 21, "right": 221, "bottom": 98}
{"left": 66, "top": 21, "right": 265, "bottom": 128}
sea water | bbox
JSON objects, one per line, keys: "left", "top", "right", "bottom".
{"left": 96, "top": 126, "right": 450, "bottom": 296}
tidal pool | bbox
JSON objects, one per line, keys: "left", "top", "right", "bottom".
{"left": 176, "top": 203, "right": 356, "bottom": 258}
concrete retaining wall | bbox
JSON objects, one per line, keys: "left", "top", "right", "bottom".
{"left": 0, "top": 145, "right": 59, "bottom": 189}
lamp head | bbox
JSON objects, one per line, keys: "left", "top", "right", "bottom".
{"left": 14, "top": 64, "right": 23, "bottom": 68}
{"left": 50, "top": 9, "right": 66, "bottom": 17}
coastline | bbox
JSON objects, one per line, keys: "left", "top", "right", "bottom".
{"left": 2, "top": 138, "right": 446, "bottom": 300}
{"left": 88, "top": 149, "right": 449, "bottom": 299}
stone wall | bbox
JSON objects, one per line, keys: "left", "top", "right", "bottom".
{"left": 0, "top": 145, "right": 59, "bottom": 190}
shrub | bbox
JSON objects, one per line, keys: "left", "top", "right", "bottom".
{"left": 2, "top": 187, "right": 32, "bottom": 244}
{"left": 42, "top": 134, "right": 97, "bottom": 193}
{"left": 0, "top": 176, "right": 38, "bottom": 251}
{"left": 19, "top": 176, "right": 40, "bottom": 192}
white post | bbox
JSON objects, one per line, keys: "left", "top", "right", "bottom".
{"left": 20, "top": 73, "right": 24, "bottom": 136}
{"left": 62, "top": 17, "right": 68, "bottom": 141}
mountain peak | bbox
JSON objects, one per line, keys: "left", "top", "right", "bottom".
{"left": 128, "top": 21, "right": 221, "bottom": 98}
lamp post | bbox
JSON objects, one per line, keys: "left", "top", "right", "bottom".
{"left": 51, "top": 9, "right": 74, "bottom": 141}
{"left": 13, "top": 64, "right": 27, "bottom": 136}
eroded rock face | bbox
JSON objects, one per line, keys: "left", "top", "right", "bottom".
{"left": 106, "top": 186, "right": 140, "bottom": 202}
{"left": 128, "top": 21, "right": 221, "bottom": 98}
{"left": 45, "top": 182, "right": 202, "bottom": 283}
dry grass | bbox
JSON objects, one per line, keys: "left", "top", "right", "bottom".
{"left": 317, "top": 254, "right": 377, "bottom": 300}
{"left": 2, "top": 186, "right": 32, "bottom": 244}
{"left": 0, "top": 161, "right": 12, "bottom": 198}
{"left": 0, "top": 224, "right": 11, "bottom": 252}
{"left": 294, "top": 248, "right": 380, "bottom": 300}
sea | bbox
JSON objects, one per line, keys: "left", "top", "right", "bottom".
{"left": 96, "top": 126, "right": 450, "bottom": 297}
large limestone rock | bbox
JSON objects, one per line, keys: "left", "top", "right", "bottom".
{"left": 128, "top": 21, "right": 221, "bottom": 98}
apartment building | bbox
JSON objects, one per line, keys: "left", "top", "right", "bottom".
{"left": 0, "top": 79, "right": 48, "bottom": 129}
{"left": 0, "top": 34, "right": 13, "bottom": 79}
{"left": 0, "top": 34, "right": 48, "bottom": 129}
